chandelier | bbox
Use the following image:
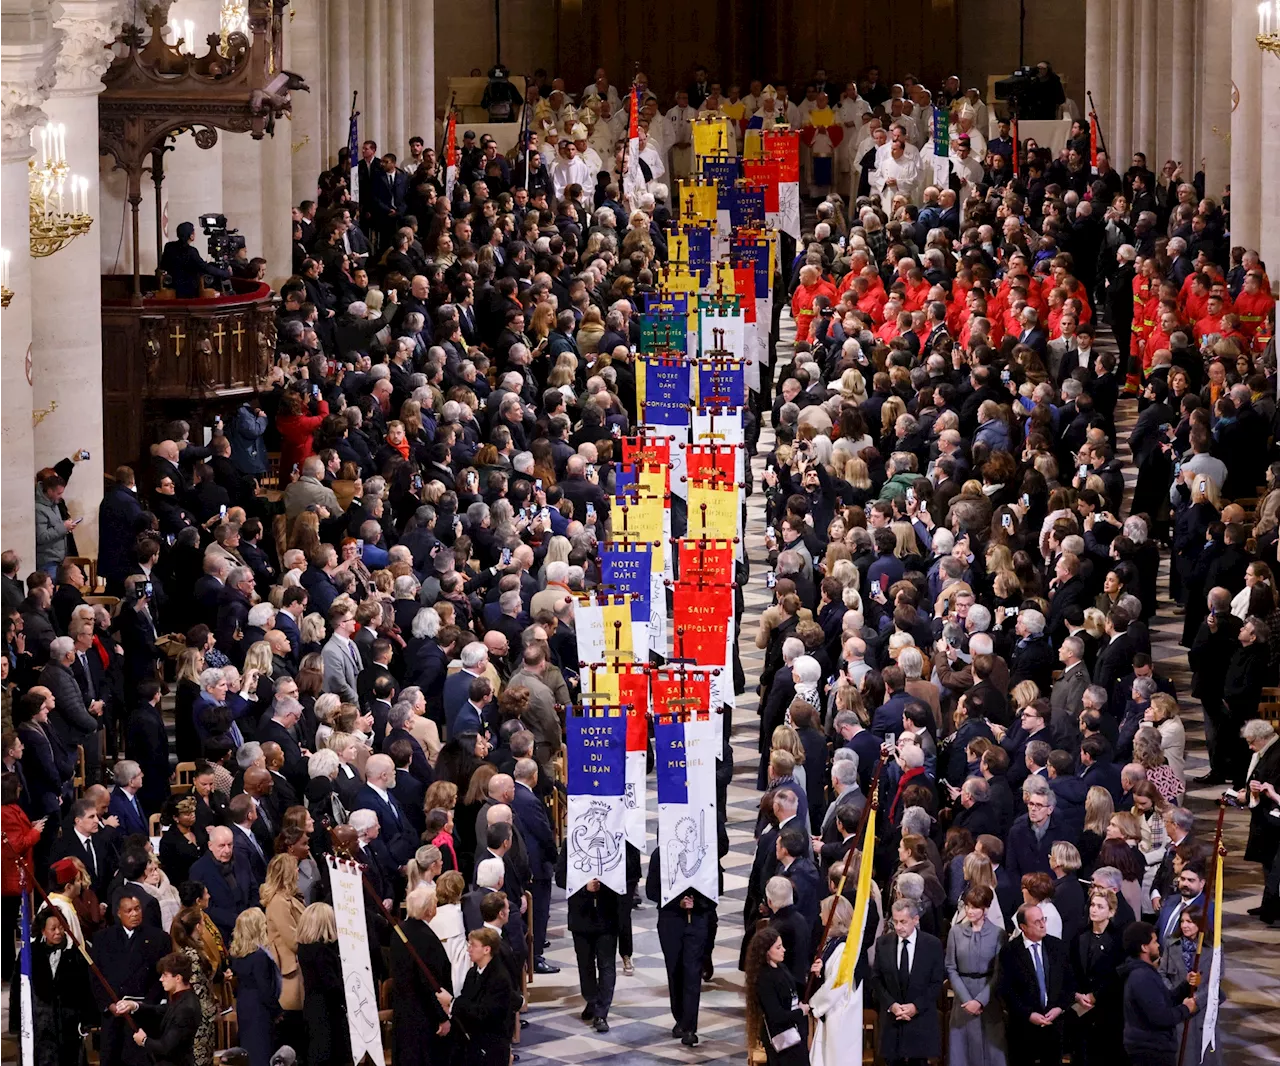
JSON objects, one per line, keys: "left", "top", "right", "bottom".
{"left": 1261, "top": 1, "right": 1280, "bottom": 55}
{"left": 28, "top": 123, "right": 93, "bottom": 258}
{"left": 1, "top": 248, "right": 12, "bottom": 309}
{"left": 220, "top": 0, "right": 250, "bottom": 56}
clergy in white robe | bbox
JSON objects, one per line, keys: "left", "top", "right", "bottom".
{"left": 809, "top": 938, "right": 866, "bottom": 1066}
{"left": 748, "top": 88, "right": 783, "bottom": 131}
{"left": 581, "top": 70, "right": 622, "bottom": 112}
{"left": 550, "top": 140, "right": 592, "bottom": 202}
{"left": 664, "top": 93, "right": 696, "bottom": 179}
{"left": 952, "top": 105, "right": 987, "bottom": 159}
{"left": 871, "top": 141, "right": 922, "bottom": 215}
{"left": 950, "top": 136, "right": 985, "bottom": 207}
{"left": 571, "top": 126, "right": 604, "bottom": 185}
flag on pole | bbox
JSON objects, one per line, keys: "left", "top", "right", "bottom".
{"left": 519, "top": 90, "right": 532, "bottom": 192}
{"left": 1201, "top": 846, "right": 1224, "bottom": 1062}
{"left": 347, "top": 103, "right": 360, "bottom": 201}
{"left": 18, "top": 886, "right": 34, "bottom": 1065}
{"left": 1011, "top": 116, "right": 1020, "bottom": 180}
{"left": 1089, "top": 112, "right": 1100, "bottom": 175}
{"left": 834, "top": 804, "right": 876, "bottom": 989}
{"left": 444, "top": 110, "right": 458, "bottom": 203}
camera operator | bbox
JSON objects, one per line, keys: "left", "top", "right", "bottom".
{"left": 160, "top": 220, "right": 233, "bottom": 298}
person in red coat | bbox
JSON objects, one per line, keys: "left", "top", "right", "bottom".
{"left": 276, "top": 387, "right": 330, "bottom": 475}
{"left": 791, "top": 265, "right": 836, "bottom": 344}
{"left": 2, "top": 771, "right": 47, "bottom": 979}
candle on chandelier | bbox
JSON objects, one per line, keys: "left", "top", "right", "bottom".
{"left": 1262, "top": 1, "right": 1278, "bottom": 35}
{"left": 1, "top": 248, "right": 10, "bottom": 290}
{"left": 185, "top": 19, "right": 195, "bottom": 50}
{"left": 80, "top": 176, "right": 89, "bottom": 215}
{"left": 38, "top": 126, "right": 47, "bottom": 165}
{"left": 57, "top": 124, "right": 66, "bottom": 165}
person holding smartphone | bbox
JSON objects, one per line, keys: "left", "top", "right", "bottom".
{"left": 559, "top": 454, "right": 608, "bottom": 528}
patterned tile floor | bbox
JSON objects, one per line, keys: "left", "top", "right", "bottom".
{"left": 3, "top": 323, "right": 1276, "bottom": 1065}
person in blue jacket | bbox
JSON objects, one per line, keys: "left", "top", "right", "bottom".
{"left": 1118, "top": 920, "right": 1200, "bottom": 1066}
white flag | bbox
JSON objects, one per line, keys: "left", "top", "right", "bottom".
{"left": 328, "top": 857, "right": 386, "bottom": 1065}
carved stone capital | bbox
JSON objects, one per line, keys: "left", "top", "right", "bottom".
{"left": 0, "top": 33, "right": 62, "bottom": 163}
{"left": 52, "top": 0, "right": 132, "bottom": 97}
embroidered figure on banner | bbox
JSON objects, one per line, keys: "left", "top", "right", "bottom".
{"left": 570, "top": 798, "right": 624, "bottom": 876}
{"left": 345, "top": 971, "right": 380, "bottom": 1040}
{"left": 623, "top": 780, "right": 638, "bottom": 810}
{"left": 667, "top": 809, "right": 709, "bottom": 888}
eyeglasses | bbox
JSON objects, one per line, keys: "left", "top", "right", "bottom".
{"left": 1026, "top": 800, "right": 1050, "bottom": 809}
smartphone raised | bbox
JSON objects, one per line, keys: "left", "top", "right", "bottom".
{"left": 585, "top": 503, "right": 597, "bottom": 524}
{"left": 765, "top": 571, "right": 777, "bottom": 589}
{"left": 499, "top": 547, "right": 512, "bottom": 567}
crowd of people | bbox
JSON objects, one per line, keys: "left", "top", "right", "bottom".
{"left": 2, "top": 56, "right": 1279, "bottom": 1066}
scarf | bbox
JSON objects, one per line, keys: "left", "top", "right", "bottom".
{"left": 432, "top": 830, "right": 458, "bottom": 871}
{"left": 889, "top": 765, "right": 926, "bottom": 822}
{"left": 92, "top": 634, "right": 110, "bottom": 670}
{"left": 386, "top": 434, "right": 410, "bottom": 460}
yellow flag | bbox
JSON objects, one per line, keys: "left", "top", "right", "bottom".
{"left": 601, "top": 600, "right": 634, "bottom": 656}
{"left": 834, "top": 806, "right": 876, "bottom": 988}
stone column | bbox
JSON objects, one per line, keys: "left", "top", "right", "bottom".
{"left": 387, "top": 0, "right": 405, "bottom": 155}
{"left": 0, "top": 27, "right": 60, "bottom": 571}
{"left": 1135, "top": 0, "right": 1158, "bottom": 160}
{"left": 1259, "top": 57, "right": 1280, "bottom": 281}
{"left": 1111, "top": 0, "right": 1133, "bottom": 164}
{"left": 408, "top": 0, "right": 435, "bottom": 146}
{"left": 1230, "top": 0, "right": 1262, "bottom": 248}
{"left": 1200, "top": 0, "right": 1232, "bottom": 197}
{"left": 1169, "top": 0, "right": 1195, "bottom": 170}
{"left": 329, "top": 0, "right": 352, "bottom": 166}
{"left": 1085, "top": 0, "right": 1112, "bottom": 150}
{"left": 1154, "top": 0, "right": 1174, "bottom": 165}
{"left": 364, "top": 0, "right": 384, "bottom": 151}
{"left": 29, "top": 1, "right": 124, "bottom": 561}
{"left": 288, "top": 0, "right": 323, "bottom": 200}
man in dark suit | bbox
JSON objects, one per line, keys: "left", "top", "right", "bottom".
{"left": 740, "top": 789, "right": 802, "bottom": 965}
{"left": 999, "top": 904, "right": 1074, "bottom": 1066}
{"left": 107, "top": 761, "right": 150, "bottom": 838}
{"left": 764, "top": 875, "right": 813, "bottom": 988}
{"left": 776, "top": 825, "right": 821, "bottom": 929}
{"left": 871, "top": 898, "right": 946, "bottom": 1066}
{"left": 191, "top": 826, "right": 258, "bottom": 939}
{"left": 257, "top": 697, "right": 310, "bottom": 794}
{"left": 473, "top": 821, "right": 528, "bottom": 970}
{"left": 228, "top": 794, "right": 269, "bottom": 884}
{"left": 1009, "top": 609, "right": 1056, "bottom": 694}
{"left": 354, "top": 753, "right": 420, "bottom": 865}
{"left": 384, "top": 703, "right": 432, "bottom": 787}
{"left": 1015, "top": 306, "right": 1049, "bottom": 361}
{"left": 125, "top": 681, "right": 170, "bottom": 815}
{"left": 511, "top": 758, "right": 559, "bottom": 974}
{"left": 49, "top": 797, "right": 111, "bottom": 900}
{"left": 389, "top": 741, "right": 426, "bottom": 837}
{"left": 128, "top": 952, "right": 205, "bottom": 1063}
{"left": 1093, "top": 605, "right": 1143, "bottom": 701}
{"left": 159, "top": 221, "right": 231, "bottom": 298}
{"left": 91, "top": 891, "right": 170, "bottom": 1066}
{"left": 110, "top": 849, "right": 165, "bottom": 931}
{"left": 369, "top": 154, "right": 409, "bottom": 245}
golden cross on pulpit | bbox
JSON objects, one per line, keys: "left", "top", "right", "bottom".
{"left": 212, "top": 322, "right": 227, "bottom": 354}
{"left": 169, "top": 322, "right": 186, "bottom": 356}
{"left": 231, "top": 319, "right": 245, "bottom": 352}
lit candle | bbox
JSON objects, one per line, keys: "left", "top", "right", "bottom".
{"left": 1263, "top": 1, "right": 1274, "bottom": 35}
{"left": 57, "top": 124, "right": 66, "bottom": 165}
{"left": 56, "top": 174, "right": 64, "bottom": 215}
{"left": 2, "top": 248, "right": 10, "bottom": 290}
{"left": 38, "top": 126, "right": 47, "bottom": 165}
{"left": 185, "top": 19, "right": 194, "bottom": 50}
{"left": 80, "top": 176, "right": 89, "bottom": 215}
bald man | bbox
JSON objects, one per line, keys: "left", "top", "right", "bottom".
{"left": 355, "top": 753, "right": 419, "bottom": 864}
{"left": 190, "top": 825, "right": 256, "bottom": 939}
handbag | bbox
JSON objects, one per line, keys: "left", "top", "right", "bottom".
{"left": 763, "top": 1010, "right": 802, "bottom": 1052}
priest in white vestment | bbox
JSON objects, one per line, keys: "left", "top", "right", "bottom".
{"left": 550, "top": 139, "right": 592, "bottom": 201}
{"left": 871, "top": 140, "right": 922, "bottom": 215}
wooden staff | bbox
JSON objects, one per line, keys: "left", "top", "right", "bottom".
{"left": 5, "top": 850, "right": 142, "bottom": 1034}
{"left": 1176, "top": 796, "right": 1227, "bottom": 1066}
{"left": 801, "top": 756, "right": 885, "bottom": 1002}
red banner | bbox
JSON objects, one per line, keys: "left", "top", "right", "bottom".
{"left": 732, "top": 267, "right": 758, "bottom": 322}
{"left": 762, "top": 130, "right": 801, "bottom": 182}
{"left": 671, "top": 583, "right": 733, "bottom": 666}
{"left": 651, "top": 668, "right": 713, "bottom": 721}
{"left": 742, "top": 160, "right": 781, "bottom": 212}
{"left": 686, "top": 443, "right": 737, "bottom": 484}
{"left": 677, "top": 538, "right": 735, "bottom": 586}
{"left": 621, "top": 436, "right": 671, "bottom": 468}
{"left": 617, "top": 666, "right": 650, "bottom": 750}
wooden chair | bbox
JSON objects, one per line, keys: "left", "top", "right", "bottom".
{"left": 173, "top": 761, "right": 198, "bottom": 793}
{"left": 261, "top": 451, "right": 282, "bottom": 493}
{"left": 66, "top": 556, "right": 100, "bottom": 593}
{"left": 148, "top": 813, "right": 163, "bottom": 837}
{"left": 1260, "top": 702, "right": 1280, "bottom": 728}
{"left": 85, "top": 595, "right": 120, "bottom": 611}
{"left": 73, "top": 745, "right": 86, "bottom": 795}
{"left": 378, "top": 978, "right": 395, "bottom": 1057}
{"left": 213, "top": 979, "right": 238, "bottom": 1049}
{"left": 524, "top": 890, "right": 535, "bottom": 982}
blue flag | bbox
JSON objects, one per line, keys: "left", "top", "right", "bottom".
{"left": 18, "top": 884, "right": 33, "bottom": 1061}
{"left": 644, "top": 360, "right": 691, "bottom": 426}
{"left": 567, "top": 715, "right": 625, "bottom": 795}
{"left": 698, "top": 362, "right": 746, "bottom": 408}
{"left": 600, "top": 544, "right": 652, "bottom": 622}
{"left": 654, "top": 720, "right": 689, "bottom": 804}
{"left": 347, "top": 106, "right": 360, "bottom": 201}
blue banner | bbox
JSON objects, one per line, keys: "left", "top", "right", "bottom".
{"left": 701, "top": 157, "right": 739, "bottom": 188}
{"left": 613, "top": 468, "right": 637, "bottom": 496}
{"left": 644, "top": 360, "right": 691, "bottom": 426}
{"left": 698, "top": 362, "right": 746, "bottom": 408}
{"left": 600, "top": 543, "right": 652, "bottom": 621}
{"left": 726, "top": 187, "right": 767, "bottom": 227}
{"left": 686, "top": 225, "right": 712, "bottom": 285}
{"left": 733, "top": 239, "right": 770, "bottom": 295}
{"left": 567, "top": 715, "right": 625, "bottom": 795}
{"left": 654, "top": 720, "right": 689, "bottom": 804}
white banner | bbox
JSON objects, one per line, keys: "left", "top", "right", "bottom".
{"left": 624, "top": 749, "right": 647, "bottom": 850}
{"left": 328, "top": 856, "right": 386, "bottom": 1066}
{"left": 744, "top": 321, "right": 763, "bottom": 390}
{"left": 648, "top": 568, "right": 668, "bottom": 656}
{"left": 658, "top": 716, "right": 719, "bottom": 906}
{"left": 698, "top": 308, "right": 745, "bottom": 360}
{"left": 566, "top": 793, "right": 628, "bottom": 896}
{"left": 575, "top": 603, "right": 638, "bottom": 663}
{"left": 778, "top": 182, "right": 801, "bottom": 238}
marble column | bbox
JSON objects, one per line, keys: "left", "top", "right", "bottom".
{"left": 328, "top": 0, "right": 352, "bottom": 166}
{"left": 364, "top": 0, "right": 384, "bottom": 151}
{"left": 1135, "top": 0, "right": 1158, "bottom": 160}
{"left": 1259, "top": 56, "right": 1280, "bottom": 281}
{"left": 1154, "top": 0, "right": 1175, "bottom": 165}
{"left": 29, "top": 1, "right": 124, "bottom": 561}
{"left": 1169, "top": 0, "right": 1195, "bottom": 170}
{"left": 408, "top": 0, "right": 435, "bottom": 146}
{"left": 1111, "top": 0, "right": 1134, "bottom": 165}
{"left": 387, "top": 0, "right": 405, "bottom": 155}
{"left": 1230, "top": 0, "right": 1262, "bottom": 248}
{"left": 1200, "top": 0, "right": 1232, "bottom": 197}
{"left": 1085, "top": 0, "right": 1112, "bottom": 152}
{"left": 288, "top": 0, "right": 323, "bottom": 200}
{"left": 0, "top": 28, "right": 60, "bottom": 571}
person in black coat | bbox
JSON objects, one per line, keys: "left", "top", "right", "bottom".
{"left": 20, "top": 907, "right": 97, "bottom": 1066}
{"left": 745, "top": 925, "right": 810, "bottom": 1066}
{"left": 870, "top": 899, "right": 946, "bottom": 1065}
{"left": 230, "top": 940, "right": 282, "bottom": 1066}
{"left": 764, "top": 874, "right": 813, "bottom": 991}
{"left": 554, "top": 850, "right": 621, "bottom": 1031}
{"left": 445, "top": 926, "right": 519, "bottom": 1066}
{"left": 1008, "top": 611, "right": 1056, "bottom": 693}
{"left": 126, "top": 952, "right": 204, "bottom": 1066}
{"left": 125, "top": 680, "right": 171, "bottom": 815}
{"left": 1223, "top": 620, "right": 1276, "bottom": 784}
{"left": 390, "top": 887, "right": 455, "bottom": 1066}
{"left": 647, "top": 846, "right": 717, "bottom": 1046}
{"left": 999, "top": 904, "right": 1074, "bottom": 1065}
{"left": 1071, "top": 887, "right": 1126, "bottom": 1066}
{"left": 296, "top": 935, "right": 352, "bottom": 1066}
{"left": 511, "top": 760, "right": 558, "bottom": 974}
{"left": 92, "top": 892, "right": 170, "bottom": 1066}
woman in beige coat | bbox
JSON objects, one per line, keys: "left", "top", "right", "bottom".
{"left": 262, "top": 853, "right": 306, "bottom": 1048}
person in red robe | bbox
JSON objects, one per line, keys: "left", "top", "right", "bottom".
{"left": 790, "top": 264, "right": 836, "bottom": 344}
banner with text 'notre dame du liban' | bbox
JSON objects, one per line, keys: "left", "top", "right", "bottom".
{"left": 565, "top": 711, "right": 628, "bottom": 897}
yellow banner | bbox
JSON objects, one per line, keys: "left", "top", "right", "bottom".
{"left": 835, "top": 805, "right": 876, "bottom": 987}
{"left": 677, "top": 181, "right": 717, "bottom": 224}
{"left": 692, "top": 117, "right": 731, "bottom": 163}
{"left": 619, "top": 493, "right": 666, "bottom": 570}
{"left": 686, "top": 479, "right": 737, "bottom": 541}
{"left": 601, "top": 601, "right": 634, "bottom": 656}
{"left": 581, "top": 663, "right": 621, "bottom": 707}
